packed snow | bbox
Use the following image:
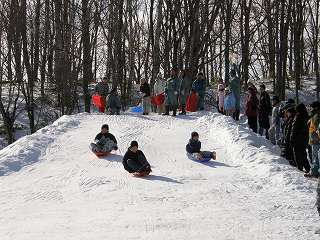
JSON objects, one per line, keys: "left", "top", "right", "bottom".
{"left": 0, "top": 112, "right": 318, "bottom": 239}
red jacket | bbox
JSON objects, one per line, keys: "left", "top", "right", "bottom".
{"left": 246, "top": 93, "right": 259, "bottom": 117}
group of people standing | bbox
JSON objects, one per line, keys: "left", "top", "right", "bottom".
{"left": 140, "top": 68, "right": 207, "bottom": 116}
{"left": 216, "top": 66, "right": 241, "bottom": 121}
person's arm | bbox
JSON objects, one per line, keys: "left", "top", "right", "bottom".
{"left": 94, "top": 133, "right": 102, "bottom": 143}
{"left": 122, "top": 152, "right": 133, "bottom": 173}
{"left": 186, "top": 143, "right": 193, "bottom": 154}
{"left": 109, "top": 134, "right": 118, "bottom": 150}
{"left": 138, "top": 151, "right": 151, "bottom": 170}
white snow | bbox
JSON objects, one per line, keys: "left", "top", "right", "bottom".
{"left": 0, "top": 112, "right": 318, "bottom": 239}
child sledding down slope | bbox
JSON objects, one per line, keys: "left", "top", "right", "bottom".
{"left": 90, "top": 124, "right": 118, "bottom": 154}
{"left": 186, "top": 132, "right": 216, "bottom": 161}
{"left": 122, "top": 141, "right": 152, "bottom": 176}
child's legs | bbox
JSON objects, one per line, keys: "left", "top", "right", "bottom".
{"left": 127, "top": 159, "right": 143, "bottom": 172}
{"left": 200, "top": 151, "right": 214, "bottom": 159}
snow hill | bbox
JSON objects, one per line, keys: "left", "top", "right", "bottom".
{"left": 0, "top": 112, "right": 318, "bottom": 240}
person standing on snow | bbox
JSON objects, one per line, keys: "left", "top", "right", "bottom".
{"left": 258, "top": 84, "right": 272, "bottom": 139}
{"left": 192, "top": 72, "right": 207, "bottom": 111}
{"left": 90, "top": 124, "right": 118, "bottom": 154}
{"left": 140, "top": 79, "right": 151, "bottom": 115}
{"left": 163, "top": 68, "right": 180, "bottom": 116}
{"left": 269, "top": 96, "right": 281, "bottom": 145}
{"left": 186, "top": 132, "right": 216, "bottom": 161}
{"left": 217, "top": 79, "right": 225, "bottom": 114}
{"left": 283, "top": 107, "right": 296, "bottom": 165}
{"left": 153, "top": 74, "right": 166, "bottom": 114}
{"left": 122, "top": 141, "right": 152, "bottom": 175}
{"left": 305, "top": 102, "right": 320, "bottom": 178}
{"left": 245, "top": 86, "right": 259, "bottom": 133}
{"left": 178, "top": 69, "right": 193, "bottom": 115}
{"left": 290, "top": 103, "right": 311, "bottom": 173}
{"left": 224, "top": 87, "right": 236, "bottom": 117}
{"left": 317, "top": 178, "right": 320, "bottom": 217}
{"left": 95, "top": 77, "right": 110, "bottom": 98}
{"left": 229, "top": 64, "right": 241, "bottom": 120}
{"left": 106, "top": 88, "right": 121, "bottom": 115}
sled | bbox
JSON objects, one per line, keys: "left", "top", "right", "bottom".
{"left": 131, "top": 171, "right": 151, "bottom": 177}
{"left": 94, "top": 151, "right": 111, "bottom": 157}
{"left": 151, "top": 93, "right": 165, "bottom": 106}
{"left": 131, "top": 106, "right": 143, "bottom": 113}
{"left": 92, "top": 95, "right": 106, "bottom": 113}
{"left": 186, "top": 92, "right": 199, "bottom": 112}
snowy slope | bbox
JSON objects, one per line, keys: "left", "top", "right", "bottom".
{"left": 0, "top": 112, "right": 318, "bottom": 240}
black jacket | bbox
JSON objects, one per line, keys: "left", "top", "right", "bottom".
{"left": 186, "top": 139, "right": 201, "bottom": 154}
{"left": 95, "top": 132, "right": 117, "bottom": 144}
{"left": 290, "top": 114, "right": 309, "bottom": 147}
{"left": 140, "top": 83, "right": 151, "bottom": 98}
{"left": 283, "top": 117, "right": 294, "bottom": 160}
{"left": 122, "top": 149, "right": 150, "bottom": 173}
{"left": 258, "top": 91, "right": 272, "bottom": 127}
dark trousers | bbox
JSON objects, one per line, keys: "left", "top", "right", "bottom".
{"left": 127, "top": 155, "right": 150, "bottom": 173}
{"left": 248, "top": 116, "right": 258, "bottom": 133}
{"left": 293, "top": 145, "right": 311, "bottom": 172}
{"left": 233, "top": 109, "right": 240, "bottom": 121}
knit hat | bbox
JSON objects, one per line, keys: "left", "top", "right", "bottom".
{"left": 191, "top": 132, "right": 199, "bottom": 138}
{"left": 130, "top": 141, "right": 138, "bottom": 148}
{"left": 101, "top": 124, "right": 109, "bottom": 130}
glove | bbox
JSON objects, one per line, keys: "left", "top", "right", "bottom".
{"left": 113, "top": 146, "right": 118, "bottom": 151}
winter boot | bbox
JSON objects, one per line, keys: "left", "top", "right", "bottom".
{"left": 179, "top": 106, "right": 186, "bottom": 115}
{"left": 162, "top": 106, "right": 170, "bottom": 116}
{"left": 172, "top": 109, "right": 177, "bottom": 116}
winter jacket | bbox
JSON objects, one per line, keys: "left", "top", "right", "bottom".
{"left": 154, "top": 78, "right": 166, "bottom": 95}
{"left": 94, "top": 132, "right": 118, "bottom": 151}
{"left": 309, "top": 113, "right": 320, "bottom": 145}
{"left": 271, "top": 104, "right": 281, "bottom": 127}
{"left": 291, "top": 114, "right": 309, "bottom": 147}
{"left": 106, "top": 93, "right": 121, "bottom": 110}
{"left": 140, "top": 82, "right": 151, "bottom": 98}
{"left": 192, "top": 79, "right": 206, "bottom": 96}
{"left": 122, "top": 149, "right": 150, "bottom": 173}
{"left": 186, "top": 139, "right": 201, "bottom": 154}
{"left": 283, "top": 117, "right": 295, "bottom": 160}
{"left": 229, "top": 76, "right": 240, "bottom": 110}
{"left": 217, "top": 84, "right": 225, "bottom": 111}
{"left": 224, "top": 92, "right": 236, "bottom": 112}
{"left": 258, "top": 91, "right": 272, "bottom": 128}
{"left": 179, "top": 76, "right": 193, "bottom": 105}
{"left": 95, "top": 82, "right": 109, "bottom": 97}
{"left": 165, "top": 77, "right": 180, "bottom": 107}
{"left": 245, "top": 93, "right": 259, "bottom": 117}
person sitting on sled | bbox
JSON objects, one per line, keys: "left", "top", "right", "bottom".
{"left": 122, "top": 141, "right": 152, "bottom": 175}
{"left": 90, "top": 124, "right": 118, "bottom": 154}
{"left": 186, "top": 132, "right": 216, "bottom": 161}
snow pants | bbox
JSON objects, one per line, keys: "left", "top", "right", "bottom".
{"left": 311, "top": 145, "right": 320, "bottom": 177}
{"left": 142, "top": 97, "right": 151, "bottom": 114}
{"left": 126, "top": 155, "right": 150, "bottom": 173}
{"left": 248, "top": 116, "right": 258, "bottom": 133}
{"left": 293, "top": 145, "right": 311, "bottom": 172}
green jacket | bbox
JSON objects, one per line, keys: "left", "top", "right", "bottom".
{"left": 165, "top": 77, "right": 180, "bottom": 107}
{"left": 229, "top": 76, "right": 240, "bottom": 109}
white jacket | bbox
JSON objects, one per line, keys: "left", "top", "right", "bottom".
{"left": 154, "top": 79, "right": 166, "bottom": 95}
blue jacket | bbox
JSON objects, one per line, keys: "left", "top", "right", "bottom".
{"left": 186, "top": 139, "right": 201, "bottom": 154}
{"left": 192, "top": 79, "right": 206, "bottom": 95}
{"left": 224, "top": 92, "right": 236, "bottom": 111}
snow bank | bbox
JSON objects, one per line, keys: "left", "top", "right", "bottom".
{"left": 198, "top": 113, "right": 316, "bottom": 193}
{"left": 0, "top": 115, "right": 81, "bottom": 176}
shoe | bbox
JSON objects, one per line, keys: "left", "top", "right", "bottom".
{"left": 172, "top": 109, "right": 177, "bottom": 116}
{"left": 162, "top": 106, "right": 170, "bottom": 115}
